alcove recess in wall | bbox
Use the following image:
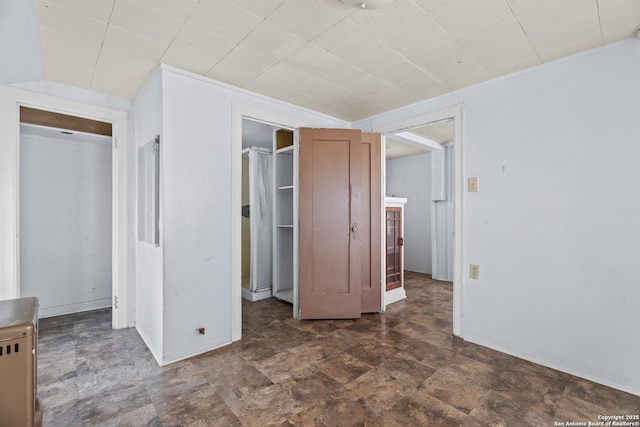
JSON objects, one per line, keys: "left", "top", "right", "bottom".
{"left": 20, "top": 106, "right": 112, "bottom": 136}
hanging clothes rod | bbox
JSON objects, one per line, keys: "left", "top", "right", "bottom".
{"left": 250, "top": 146, "right": 272, "bottom": 154}
{"left": 242, "top": 146, "right": 273, "bottom": 157}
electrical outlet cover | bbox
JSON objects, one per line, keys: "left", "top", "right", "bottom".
{"left": 468, "top": 177, "right": 478, "bottom": 192}
{"left": 469, "top": 264, "right": 480, "bottom": 279}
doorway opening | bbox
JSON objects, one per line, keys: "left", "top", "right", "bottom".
{"left": 19, "top": 108, "right": 113, "bottom": 319}
{"left": 385, "top": 119, "right": 454, "bottom": 282}
{"left": 20, "top": 129, "right": 112, "bottom": 314}
{"left": 12, "top": 101, "right": 130, "bottom": 329}
{"left": 376, "top": 105, "right": 463, "bottom": 336}
{"left": 231, "top": 107, "right": 307, "bottom": 341}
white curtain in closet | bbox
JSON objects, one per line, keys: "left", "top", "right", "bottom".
{"left": 249, "top": 147, "right": 273, "bottom": 291}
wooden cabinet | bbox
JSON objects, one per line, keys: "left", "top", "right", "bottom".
{"left": 386, "top": 206, "right": 403, "bottom": 291}
{"left": 385, "top": 197, "right": 407, "bottom": 305}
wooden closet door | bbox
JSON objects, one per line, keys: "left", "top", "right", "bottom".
{"left": 298, "top": 128, "right": 362, "bottom": 319}
{"left": 360, "top": 133, "right": 382, "bottom": 313}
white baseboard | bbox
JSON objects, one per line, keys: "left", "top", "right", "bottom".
{"left": 241, "top": 287, "right": 272, "bottom": 302}
{"left": 135, "top": 326, "right": 163, "bottom": 367}
{"left": 38, "top": 298, "right": 111, "bottom": 318}
{"left": 463, "top": 333, "right": 640, "bottom": 397}
{"left": 160, "top": 336, "right": 231, "bottom": 366}
{"left": 385, "top": 287, "right": 406, "bottom": 307}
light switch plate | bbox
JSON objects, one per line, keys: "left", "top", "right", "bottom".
{"left": 469, "top": 264, "right": 480, "bottom": 279}
{"left": 468, "top": 177, "right": 478, "bottom": 192}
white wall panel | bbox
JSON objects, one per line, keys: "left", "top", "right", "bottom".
{"left": 385, "top": 153, "right": 432, "bottom": 274}
{"left": 0, "top": 0, "right": 42, "bottom": 85}
{"left": 355, "top": 39, "right": 640, "bottom": 396}
{"left": 20, "top": 128, "right": 111, "bottom": 317}
{"left": 133, "top": 71, "right": 164, "bottom": 362}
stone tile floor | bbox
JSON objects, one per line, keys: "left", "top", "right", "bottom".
{"left": 38, "top": 272, "right": 639, "bottom": 426}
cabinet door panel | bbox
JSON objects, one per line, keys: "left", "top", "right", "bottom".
{"left": 386, "top": 207, "right": 402, "bottom": 291}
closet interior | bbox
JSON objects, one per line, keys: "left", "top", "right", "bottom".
{"left": 19, "top": 108, "right": 114, "bottom": 318}
{"left": 241, "top": 119, "right": 294, "bottom": 303}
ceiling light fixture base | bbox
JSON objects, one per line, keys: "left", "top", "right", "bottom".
{"left": 341, "top": 0, "right": 396, "bottom": 10}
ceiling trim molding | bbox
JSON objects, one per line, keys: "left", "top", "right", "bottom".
{"left": 159, "top": 64, "right": 351, "bottom": 127}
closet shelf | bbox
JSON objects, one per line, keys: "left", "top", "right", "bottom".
{"left": 276, "top": 146, "right": 294, "bottom": 154}
{"left": 274, "top": 129, "right": 296, "bottom": 311}
{"left": 273, "top": 289, "right": 294, "bottom": 304}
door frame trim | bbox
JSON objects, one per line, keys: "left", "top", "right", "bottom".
{"left": 0, "top": 85, "right": 131, "bottom": 328}
{"left": 230, "top": 104, "right": 308, "bottom": 341}
{"left": 432, "top": 142, "right": 454, "bottom": 282}
{"left": 373, "top": 104, "right": 463, "bottom": 336}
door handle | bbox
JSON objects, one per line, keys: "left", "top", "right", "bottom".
{"left": 351, "top": 223, "right": 359, "bottom": 239}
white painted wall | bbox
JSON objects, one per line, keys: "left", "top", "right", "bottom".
{"left": 20, "top": 126, "right": 112, "bottom": 317}
{"left": 385, "top": 153, "right": 432, "bottom": 274}
{"left": 0, "top": 0, "right": 41, "bottom": 85}
{"left": 432, "top": 143, "right": 454, "bottom": 281}
{"left": 355, "top": 39, "right": 640, "bottom": 396}
{"left": 135, "top": 65, "right": 348, "bottom": 364}
{"left": 134, "top": 71, "right": 164, "bottom": 361}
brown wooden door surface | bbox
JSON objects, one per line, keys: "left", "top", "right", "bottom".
{"left": 299, "top": 128, "right": 362, "bottom": 319}
{"left": 360, "top": 133, "right": 382, "bottom": 313}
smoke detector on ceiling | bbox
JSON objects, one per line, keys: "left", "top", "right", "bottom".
{"left": 341, "top": 0, "right": 396, "bottom": 9}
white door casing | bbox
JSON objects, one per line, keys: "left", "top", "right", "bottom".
{"left": 374, "top": 104, "right": 463, "bottom": 336}
{"left": 0, "top": 85, "right": 131, "bottom": 329}
{"left": 231, "top": 104, "right": 307, "bottom": 341}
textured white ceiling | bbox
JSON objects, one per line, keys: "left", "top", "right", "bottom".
{"left": 37, "top": 0, "right": 640, "bottom": 121}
